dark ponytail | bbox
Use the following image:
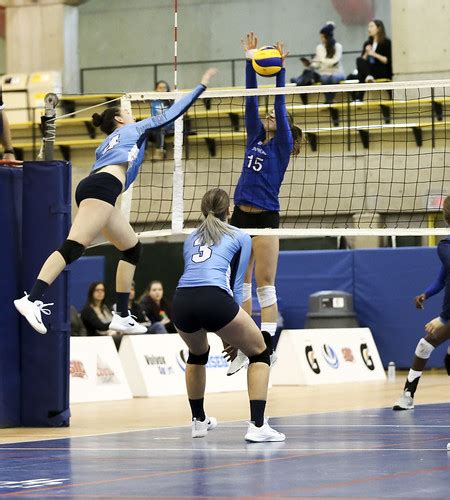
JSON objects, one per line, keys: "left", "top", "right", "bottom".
{"left": 92, "top": 107, "right": 121, "bottom": 135}
{"left": 287, "top": 112, "right": 303, "bottom": 157}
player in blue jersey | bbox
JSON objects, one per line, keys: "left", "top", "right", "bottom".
{"left": 172, "top": 188, "right": 285, "bottom": 442}
{"left": 393, "top": 196, "right": 450, "bottom": 410}
{"left": 228, "top": 33, "right": 303, "bottom": 375}
{"left": 14, "top": 68, "right": 217, "bottom": 335}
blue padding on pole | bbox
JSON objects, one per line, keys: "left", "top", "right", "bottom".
{"left": 353, "top": 247, "right": 446, "bottom": 368}
{"left": 0, "top": 167, "right": 22, "bottom": 427}
{"left": 20, "top": 161, "right": 71, "bottom": 426}
{"left": 69, "top": 257, "right": 105, "bottom": 311}
{"left": 276, "top": 250, "right": 354, "bottom": 328}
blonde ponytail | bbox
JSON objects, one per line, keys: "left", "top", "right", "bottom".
{"left": 195, "top": 189, "right": 236, "bottom": 246}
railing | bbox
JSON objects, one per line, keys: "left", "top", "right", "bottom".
{"left": 80, "top": 51, "right": 361, "bottom": 93}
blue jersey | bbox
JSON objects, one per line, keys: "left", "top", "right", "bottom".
{"left": 424, "top": 236, "right": 450, "bottom": 321}
{"left": 233, "top": 62, "right": 293, "bottom": 212}
{"left": 177, "top": 227, "right": 252, "bottom": 306}
{"left": 91, "top": 84, "right": 205, "bottom": 190}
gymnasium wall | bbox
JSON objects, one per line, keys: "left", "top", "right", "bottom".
{"left": 78, "top": 0, "right": 391, "bottom": 92}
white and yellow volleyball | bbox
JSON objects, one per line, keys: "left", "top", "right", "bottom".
{"left": 252, "top": 46, "right": 283, "bottom": 77}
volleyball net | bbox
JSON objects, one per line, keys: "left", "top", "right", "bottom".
{"left": 71, "top": 79, "right": 450, "bottom": 238}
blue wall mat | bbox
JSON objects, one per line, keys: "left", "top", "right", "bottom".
{"left": 20, "top": 161, "right": 71, "bottom": 426}
{"left": 353, "top": 247, "right": 447, "bottom": 368}
{"left": 0, "top": 168, "right": 22, "bottom": 427}
{"left": 276, "top": 250, "right": 354, "bottom": 328}
{"left": 69, "top": 256, "right": 105, "bottom": 311}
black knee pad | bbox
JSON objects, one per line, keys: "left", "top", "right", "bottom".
{"left": 187, "top": 346, "right": 210, "bottom": 365}
{"left": 121, "top": 241, "right": 142, "bottom": 266}
{"left": 249, "top": 348, "right": 270, "bottom": 366}
{"left": 58, "top": 239, "right": 85, "bottom": 265}
{"left": 445, "top": 353, "right": 450, "bottom": 376}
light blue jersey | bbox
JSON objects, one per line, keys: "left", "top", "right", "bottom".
{"left": 177, "top": 227, "right": 252, "bottom": 306}
{"left": 91, "top": 84, "right": 205, "bottom": 190}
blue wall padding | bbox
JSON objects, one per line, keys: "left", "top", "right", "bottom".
{"left": 276, "top": 247, "right": 446, "bottom": 368}
{"left": 20, "top": 161, "right": 71, "bottom": 426}
{"left": 276, "top": 250, "right": 354, "bottom": 328}
{"left": 353, "top": 247, "right": 447, "bottom": 368}
{"left": 69, "top": 256, "right": 105, "bottom": 311}
{"left": 0, "top": 167, "right": 22, "bottom": 427}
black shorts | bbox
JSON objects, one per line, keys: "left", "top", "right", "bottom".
{"left": 75, "top": 172, "right": 123, "bottom": 207}
{"left": 230, "top": 205, "right": 280, "bottom": 229}
{"left": 172, "top": 286, "right": 240, "bottom": 333}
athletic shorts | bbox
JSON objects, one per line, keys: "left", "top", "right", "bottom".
{"left": 230, "top": 205, "right": 280, "bottom": 229}
{"left": 75, "top": 172, "right": 123, "bottom": 207}
{"left": 172, "top": 286, "right": 240, "bottom": 333}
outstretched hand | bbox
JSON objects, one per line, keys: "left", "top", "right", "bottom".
{"left": 201, "top": 68, "right": 218, "bottom": 87}
{"left": 275, "top": 41, "right": 289, "bottom": 65}
{"left": 242, "top": 32, "right": 258, "bottom": 53}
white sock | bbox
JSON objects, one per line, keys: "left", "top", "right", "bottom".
{"left": 407, "top": 369, "right": 422, "bottom": 383}
{"left": 261, "top": 322, "right": 277, "bottom": 337}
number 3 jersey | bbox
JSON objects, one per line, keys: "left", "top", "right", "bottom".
{"left": 233, "top": 62, "right": 294, "bottom": 212}
{"left": 177, "top": 227, "right": 252, "bottom": 306}
{"left": 91, "top": 84, "right": 206, "bottom": 190}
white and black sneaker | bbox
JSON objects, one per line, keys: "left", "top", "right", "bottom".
{"left": 227, "top": 349, "right": 278, "bottom": 376}
{"left": 227, "top": 350, "right": 249, "bottom": 376}
{"left": 393, "top": 390, "right": 414, "bottom": 411}
{"left": 14, "top": 292, "right": 53, "bottom": 335}
{"left": 245, "top": 418, "right": 285, "bottom": 442}
{"left": 191, "top": 416, "right": 217, "bottom": 438}
{"left": 109, "top": 311, "right": 147, "bottom": 334}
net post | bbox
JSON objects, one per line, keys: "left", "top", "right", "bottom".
{"left": 172, "top": 96, "right": 184, "bottom": 233}
{"left": 120, "top": 95, "right": 133, "bottom": 223}
{"left": 40, "top": 93, "right": 59, "bottom": 161}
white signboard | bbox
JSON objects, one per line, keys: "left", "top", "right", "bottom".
{"left": 70, "top": 337, "right": 133, "bottom": 403}
{"left": 119, "top": 333, "right": 247, "bottom": 397}
{"left": 271, "top": 328, "right": 386, "bottom": 385}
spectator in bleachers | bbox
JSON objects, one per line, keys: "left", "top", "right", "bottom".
{"left": 139, "top": 280, "right": 176, "bottom": 333}
{"left": 70, "top": 305, "right": 87, "bottom": 336}
{"left": 80, "top": 281, "right": 122, "bottom": 347}
{"left": 353, "top": 20, "right": 392, "bottom": 101}
{"left": 291, "top": 22, "right": 345, "bottom": 105}
{"left": 148, "top": 80, "right": 174, "bottom": 160}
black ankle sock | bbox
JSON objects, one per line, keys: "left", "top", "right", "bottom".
{"left": 404, "top": 377, "right": 420, "bottom": 397}
{"left": 445, "top": 354, "right": 450, "bottom": 376}
{"left": 116, "top": 292, "right": 130, "bottom": 317}
{"left": 189, "top": 398, "right": 206, "bottom": 421}
{"left": 250, "top": 400, "right": 266, "bottom": 427}
{"left": 29, "top": 279, "right": 49, "bottom": 302}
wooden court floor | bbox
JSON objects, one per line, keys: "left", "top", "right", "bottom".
{"left": 1, "top": 371, "right": 447, "bottom": 444}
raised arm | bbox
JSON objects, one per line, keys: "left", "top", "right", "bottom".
{"left": 243, "top": 32, "right": 264, "bottom": 145}
{"left": 230, "top": 232, "right": 252, "bottom": 306}
{"left": 135, "top": 68, "right": 217, "bottom": 135}
{"left": 273, "top": 42, "right": 293, "bottom": 156}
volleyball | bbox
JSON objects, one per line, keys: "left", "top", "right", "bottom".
{"left": 252, "top": 46, "right": 283, "bottom": 77}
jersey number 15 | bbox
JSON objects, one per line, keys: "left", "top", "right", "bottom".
{"left": 247, "top": 155, "right": 264, "bottom": 172}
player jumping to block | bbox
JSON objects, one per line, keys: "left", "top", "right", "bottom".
{"left": 227, "top": 32, "right": 303, "bottom": 375}
{"left": 393, "top": 196, "right": 450, "bottom": 410}
{"left": 14, "top": 68, "right": 217, "bottom": 334}
{"left": 172, "top": 188, "right": 285, "bottom": 442}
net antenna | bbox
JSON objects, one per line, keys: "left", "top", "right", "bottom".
{"left": 40, "top": 92, "right": 59, "bottom": 161}
{"left": 123, "top": 78, "right": 450, "bottom": 240}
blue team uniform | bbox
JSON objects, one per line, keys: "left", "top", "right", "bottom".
{"left": 233, "top": 62, "right": 293, "bottom": 212}
{"left": 177, "top": 227, "right": 252, "bottom": 306}
{"left": 91, "top": 84, "right": 205, "bottom": 190}
{"left": 424, "top": 236, "right": 450, "bottom": 322}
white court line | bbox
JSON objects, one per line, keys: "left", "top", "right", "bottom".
{"left": 0, "top": 447, "right": 447, "bottom": 453}
{"left": 220, "top": 424, "right": 450, "bottom": 428}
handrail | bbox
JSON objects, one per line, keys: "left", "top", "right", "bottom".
{"left": 79, "top": 51, "right": 361, "bottom": 93}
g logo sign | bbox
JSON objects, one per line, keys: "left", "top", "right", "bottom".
{"left": 360, "top": 343, "right": 375, "bottom": 371}
{"left": 305, "top": 345, "right": 321, "bottom": 374}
